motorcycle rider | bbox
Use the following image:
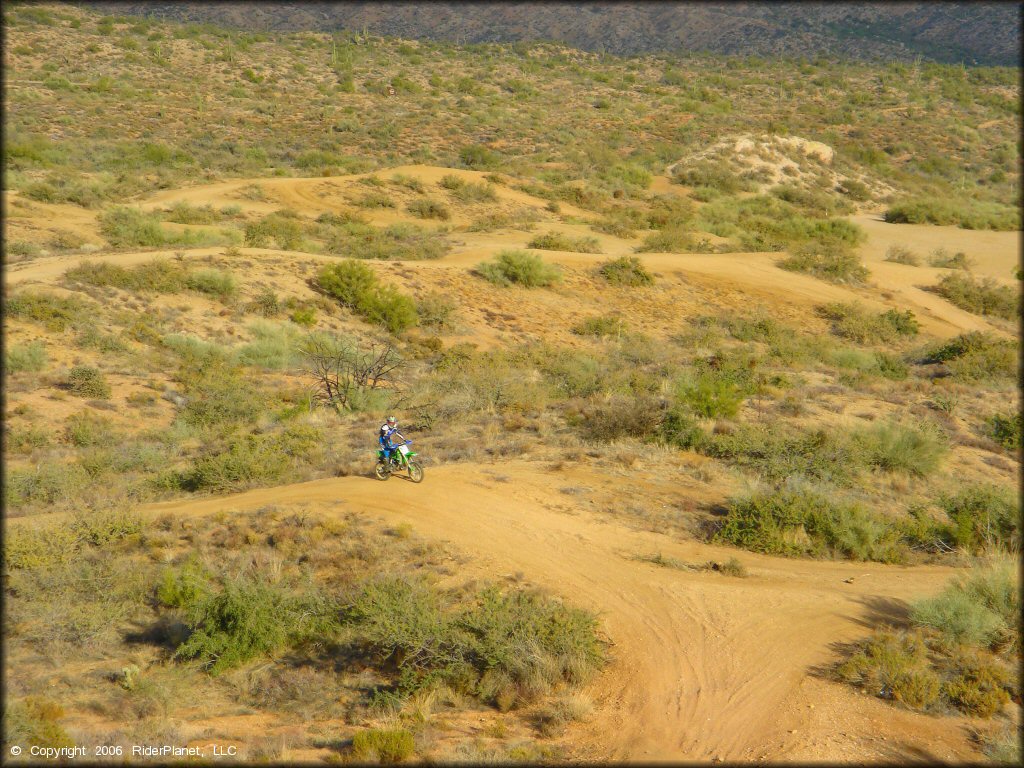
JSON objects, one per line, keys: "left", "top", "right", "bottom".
{"left": 378, "top": 416, "right": 406, "bottom": 464}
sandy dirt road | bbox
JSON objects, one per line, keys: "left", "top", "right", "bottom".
{"left": 8, "top": 461, "right": 979, "bottom": 762}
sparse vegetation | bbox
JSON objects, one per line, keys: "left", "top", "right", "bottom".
{"left": 931, "top": 273, "right": 1019, "bottom": 320}
{"left": 598, "top": 256, "right": 653, "bottom": 286}
{"left": 317, "top": 260, "right": 418, "bottom": 333}
{"left": 778, "top": 241, "right": 869, "bottom": 284}
{"left": 528, "top": 231, "right": 601, "bottom": 253}
{"left": 474, "top": 250, "right": 562, "bottom": 288}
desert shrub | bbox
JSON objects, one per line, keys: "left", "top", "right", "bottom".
{"left": 99, "top": 207, "right": 211, "bottom": 247}
{"left": 350, "top": 729, "right": 415, "bottom": 763}
{"left": 673, "top": 159, "right": 750, "bottom": 193}
{"left": 246, "top": 288, "right": 280, "bottom": 317}
{"left": 527, "top": 231, "right": 601, "bottom": 253}
{"left": 323, "top": 220, "right": 449, "bottom": 260}
{"left": 244, "top": 211, "right": 305, "bottom": 250}
{"left": 467, "top": 209, "right": 540, "bottom": 232}
{"left": 579, "top": 395, "right": 660, "bottom": 441}
{"left": 982, "top": 724, "right": 1021, "bottom": 763}
{"left": 834, "top": 630, "right": 939, "bottom": 711}
{"left": 289, "top": 306, "right": 317, "bottom": 327}
{"left": 884, "top": 199, "right": 1019, "bottom": 231}
{"left": 911, "top": 559, "right": 1018, "bottom": 649}
{"left": 572, "top": 315, "right": 627, "bottom": 337}
{"left": 448, "top": 180, "right": 498, "bottom": 203}
{"left": 406, "top": 198, "right": 450, "bottom": 220}
{"left": 778, "top": 241, "right": 869, "bottom": 284}
{"left": 5, "top": 462, "right": 91, "bottom": 509}
{"left": 177, "top": 363, "right": 265, "bottom": 428}
{"left": 458, "top": 144, "right": 501, "bottom": 169}
{"left": 237, "top": 322, "right": 303, "bottom": 370}
{"left": 932, "top": 273, "right": 1019, "bottom": 320}
{"left": 67, "top": 365, "right": 111, "bottom": 398}
{"left": 8, "top": 240, "right": 44, "bottom": 258}
{"left": 186, "top": 268, "right": 237, "bottom": 300}
{"left": 7, "top": 424, "right": 51, "bottom": 454}
{"left": 676, "top": 372, "right": 744, "bottom": 419}
{"left": 986, "top": 413, "right": 1021, "bottom": 451}
{"left": 5, "top": 291, "right": 94, "bottom": 332}
{"left": 853, "top": 420, "right": 947, "bottom": 477}
{"left": 923, "top": 332, "right": 1017, "bottom": 381}
{"left": 438, "top": 173, "right": 465, "bottom": 190}
{"left": 474, "top": 250, "right": 561, "bottom": 288}
{"left": 928, "top": 248, "right": 972, "bottom": 270}
{"left": 352, "top": 190, "right": 395, "bottom": 208}
{"left": 701, "top": 425, "right": 861, "bottom": 485}
{"left": 3, "top": 698, "right": 75, "bottom": 751}
{"left": 598, "top": 256, "right": 653, "bottom": 286}
{"left": 716, "top": 482, "right": 907, "bottom": 562}
{"left": 65, "top": 411, "right": 118, "bottom": 447}
{"left": 942, "top": 654, "right": 1012, "bottom": 717}
{"left": 884, "top": 245, "right": 921, "bottom": 266}
{"left": 186, "top": 424, "right": 323, "bottom": 492}
{"left": 658, "top": 407, "right": 705, "bottom": 450}
{"left": 635, "top": 226, "right": 698, "bottom": 253}
{"left": 5, "top": 525, "right": 80, "bottom": 570}
{"left": 416, "top": 293, "right": 457, "bottom": 331}
{"left": 70, "top": 508, "right": 143, "bottom": 547}
{"left": 64, "top": 259, "right": 189, "bottom": 293}
{"left": 5, "top": 341, "right": 48, "bottom": 373}
{"left": 937, "top": 484, "right": 1019, "bottom": 554}
{"left": 174, "top": 576, "right": 335, "bottom": 674}
{"left": 317, "top": 260, "right": 418, "bottom": 333}
{"left": 818, "top": 302, "right": 919, "bottom": 344}
{"left": 163, "top": 201, "right": 223, "bottom": 224}
{"left": 156, "top": 558, "right": 213, "bottom": 610}
{"left": 347, "top": 577, "right": 603, "bottom": 703}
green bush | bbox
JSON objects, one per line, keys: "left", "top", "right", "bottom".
{"left": 5, "top": 525, "right": 80, "bottom": 570}
{"left": 64, "top": 259, "right": 189, "bottom": 293}
{"left": 186, "top": 268, "right": 237, "bottom": 300}
{"left": 99, "top": 207, "right": 211, "bottom": 247}
{"left": 986, "top": 413, "right": 1021, "bottom": 451}
{"left": 598, "top": 256, "right": 653, "bottom": 286}
{"left": 352, "top": 190, "right": 395, "bottom": 208}
{"left": 67, "top": 365, "right": 111, "bottom": 399}
{"left": 317, "top": 260, "right": 419, "bottom": 333}
{"left": 911, "top": 561, "right": 1018, "bottom": 649}
{"left": 715, "top": 482, "right": 907, "bottom": 562}
{"left": 942, "top": 655, "right": 1011, "bottom": 717}
{"left": 244, "top": 211, "right": 305, "bottom": 250}
{"left": 5, "top": 462, "right": 91, "bottom": 509}
{"left": 932, "top": 273, "right": 1019, "bottom": 320}
{"left": 527, "top": 231, "right": 601, "bottom": 253}
{"left": 322, "top": 220, "right": 450, "bottom": 260}
{"left": 174, "top": 576, "right": 334, "bottom": 675}
{"left": 406, "top": 198, "right": 450, "bottom": 220}
{"left": 853, "top": 420, "right": 947, "bottom": 477}
{"left": 185, "top": 424, "right": 323, "bottom": 492}
{"left": 5, "top": 341, "right": 48, "bottom": 373}
{"left": 834, "top": 630, "right": 937, "bottom": 711}
{"left": 923, "top": 332, "right": 1018, "bottom": 381}
{"left": 5, "top": 291, "right": 93, "bottom": 332}
{"left": 346, "top": 577, "right": 603, "bottom": 703}
{"left": 818, "top": 302, "right": 919, "bottom": 344}
{"left": 636, "top": 226, "right": 700, "bottom": 254}
{"left": 416, "top": 293, "right": 457, "bottom": 331}
{"left": 884, "top": 198, "right": 1019, "bottom": 231}
{"left": 351, "top": 729, "right": 415, "bottom": 763}
{"left": 579, "top": 395, "right": 660, "bottom": 442}
{"left": 474, "top": 250, "right": 561, "bottom": 288}
{"left": 937, "top": 484, "right": 1019, "bottom": 554}
{"left": 164, "top": 201, "right": 224, "bottom": 224}
{"left": 778, "top": 241, "right": 869, "bottom": 284}
{"left": 572, "top": 315, "right": 627, "bottom": 337}
{"left": 237, "top": 322, "right": 303, "bottom": 370}
{"left": 65, "top": 411, "right": 118, "bottom": 447}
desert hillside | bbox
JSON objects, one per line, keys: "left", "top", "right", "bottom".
{"left": 3, "top": 4, "right": 1021, "bottom": 764}
{"left": 92, "top": 1, "right": 1022, "bottom": 65}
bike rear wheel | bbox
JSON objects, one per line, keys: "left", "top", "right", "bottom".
{"left": 374, "top": 461, "right": 390, "bottom": 481}
{"left": 408, "top": 461, "right": 424, "bottom": 483}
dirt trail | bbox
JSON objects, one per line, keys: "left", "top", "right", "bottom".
{"left": 14, "top": 461, "right": 977, "bottom": 762}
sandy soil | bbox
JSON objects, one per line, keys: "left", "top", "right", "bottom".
{"left": 10, "top": 461, "right": 988, "bottom": 762}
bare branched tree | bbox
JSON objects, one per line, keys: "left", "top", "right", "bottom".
{"left": 301, "top": 335, "right": 407, "bottom": 411}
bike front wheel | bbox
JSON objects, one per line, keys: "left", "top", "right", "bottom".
{"left": 407, "top": 461, "right": 424, "bottom": 483}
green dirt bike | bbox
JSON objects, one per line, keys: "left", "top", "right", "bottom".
{"left": 375, "top": 440, "right": 424, "bottom": 483}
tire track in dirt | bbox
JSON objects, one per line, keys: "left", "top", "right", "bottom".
{"left": 14, "top": 461, "right": 981, "bottom": 761}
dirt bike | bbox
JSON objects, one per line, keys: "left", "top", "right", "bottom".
{"left": 375, "top": 440, "right": 424, "bottom": 483}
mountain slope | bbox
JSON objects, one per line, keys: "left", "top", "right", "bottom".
{"left": 87, "top": 1, "right": 1021, "bottom": 65}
